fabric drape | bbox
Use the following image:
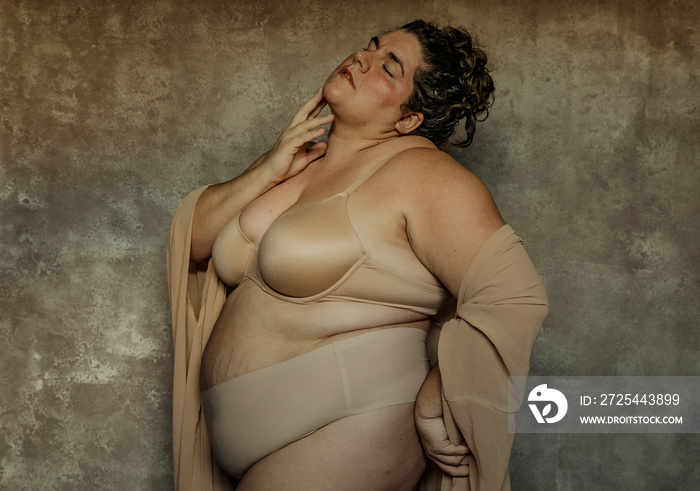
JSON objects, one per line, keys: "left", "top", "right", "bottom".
{"left": 168, "top": 186, "right": 232, "bottom": 490}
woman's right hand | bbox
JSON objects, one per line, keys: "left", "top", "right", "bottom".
{"left": 259, "top": 87, "right": 333, "bottom": 184}
{"left": 189, "top": 88, "right": 332, "bottom": 261}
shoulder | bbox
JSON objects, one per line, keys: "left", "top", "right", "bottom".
{"left": 381, "top": 146, "right": 506, "bottom": 295}
{"left": 382, "top": 146, "right": 498, "bottom": 218}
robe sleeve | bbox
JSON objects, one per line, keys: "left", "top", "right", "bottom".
{"left": 436, "top": 224, "right": 548, "bottom": 491}
{"left": 167, "top": 185, "right": 233, "bottom": 491}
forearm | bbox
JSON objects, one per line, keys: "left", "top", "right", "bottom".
{"left": 190, "top": 154, "right": 276, "bottom": 262}
{"left": 416, "top": 364, "right": 442, "bottom": 419}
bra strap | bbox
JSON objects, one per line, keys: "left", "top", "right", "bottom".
{"left": 343, "top": 157, "right": 394, "bottom": 194}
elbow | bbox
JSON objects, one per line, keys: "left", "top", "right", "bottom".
{"left": 190, "top": 240, "right": 211, "bottom": 264}
{"left": 189, "top": 223, "right": 212, "bottom": 263}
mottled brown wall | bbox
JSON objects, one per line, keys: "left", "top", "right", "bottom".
{"left": 1, "top": 0, "right": 698, "bottom": 489}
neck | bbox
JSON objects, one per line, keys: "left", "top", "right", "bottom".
{"left": 322, "top": 120, "right": 400, "bottom": 166}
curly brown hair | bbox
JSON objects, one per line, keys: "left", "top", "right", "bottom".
{"left": 401, "top": 20, "right": 495, "bottom": 147}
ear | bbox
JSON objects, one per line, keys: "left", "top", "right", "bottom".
{"left": 395, "top": 111, "right": 424, "bottom": 135}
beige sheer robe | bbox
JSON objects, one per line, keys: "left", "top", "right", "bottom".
{"left": 167, "top": 186, "right": 548, "bottom": 491}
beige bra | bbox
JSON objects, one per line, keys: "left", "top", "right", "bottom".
{"left": 211, "top": 162, "right": 449, "bottom": 316}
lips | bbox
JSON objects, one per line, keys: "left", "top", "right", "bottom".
{"left": 340, "top": 68, "right": 355, "bottom": 88}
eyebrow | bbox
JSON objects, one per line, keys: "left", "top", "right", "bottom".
{"left": 371, "top": 36, "right": 405, "bottom": 76}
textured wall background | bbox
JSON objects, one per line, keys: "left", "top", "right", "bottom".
{"left": 1, "top": 0, "right": 698, "bottom": 489}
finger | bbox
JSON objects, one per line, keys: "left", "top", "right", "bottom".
{"left": 290, "top": 88, "right": 325, "bottom": 125}
{"left": 427, "top": 451, "right": 469, "bottom": 467}
{"left": 279, "top": 126, "right": 327, "bottom": 154}
{"left": 418, "top": 434, "right": 469, "bottom": 457}
{"left": 307, "top": 99, "right": 327, "bottom": 119}
{"left": 290, "top": 141, "right": 327, "bottom": 170}
{"left": 305, "top": 141, "right": 328, "bottom": 162}
{"left": 307, "top": 91, "right": 327, "bottom": 119}
{"left": 287, "top": 113, "right": 333, "bottom": 139}
{"left": 449, "top": 465, "right": 470, "bottom": 478}
{"left": 430, "top": 458, "right": 470, "bottom": 478}
{"left": 435, "top": 442, "right": 470, "bottom": 457}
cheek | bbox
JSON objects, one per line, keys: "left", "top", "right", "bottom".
{"left": 368, "top": 77, "right": 405, "bottom": 107}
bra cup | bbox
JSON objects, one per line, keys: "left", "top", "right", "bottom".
{"left": 258, "top": 197, "right": 365, "bottom": 298}
{"left": 212, "top": 215, "right": 252, "bottom": 287}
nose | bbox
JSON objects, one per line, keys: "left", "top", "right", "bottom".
{"left": 353, "top": 49, "right": 372, "bottom": 73}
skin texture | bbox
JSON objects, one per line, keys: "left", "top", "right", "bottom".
{"left": 196, "top": 29, "right": 504, "bottom": 488}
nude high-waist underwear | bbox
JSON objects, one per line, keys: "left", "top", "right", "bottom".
{"left": 201, "top": 327, "right": 429, "bottom": 478}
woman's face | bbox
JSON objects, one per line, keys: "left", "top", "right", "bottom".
{"left": 323, "top": 29, "right": 423, "bottom": 130}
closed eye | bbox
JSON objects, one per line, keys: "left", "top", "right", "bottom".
{"left": 367, "top": 36, "right": 404, "bottom": 77}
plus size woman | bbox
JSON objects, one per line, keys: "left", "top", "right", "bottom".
{"left": 168, "top": 20, "right": 548, "bottom": 491}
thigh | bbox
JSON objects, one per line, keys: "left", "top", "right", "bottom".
{"left": 237, "top": 403, "right": 426, "bottom": 491}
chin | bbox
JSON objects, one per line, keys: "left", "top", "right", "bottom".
{"left": 322, "top": 79, "right": 346, "bottom": 108}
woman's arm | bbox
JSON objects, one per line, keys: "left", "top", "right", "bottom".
{"left": 415, "top": 364, "right": 471, "bottom": 477}
{"left": 190, "top": 88, "right": 333, "bottom": 261}
{"left": 400, "top": 148, "right": 547, "bottom": 485}
{"left": 392, "top": 148, "right": 504, "bottom": 475}
{"left": 401, "top": 149, "right": 505, "bottom": 297}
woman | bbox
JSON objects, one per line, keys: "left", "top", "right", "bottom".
{"left": 168, "top": 20, "right": 548, "bottom": 490}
